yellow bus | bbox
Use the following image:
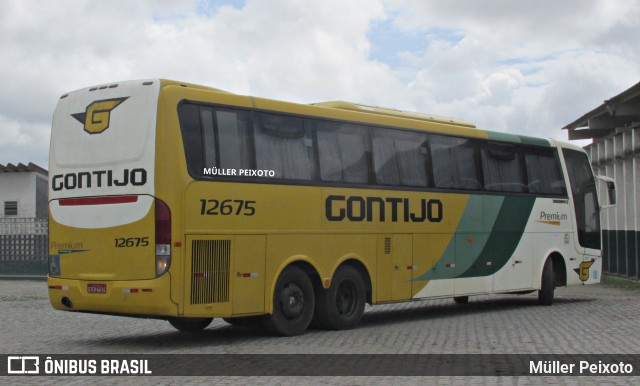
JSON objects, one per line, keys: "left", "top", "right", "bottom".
{"left": 48, "top": 79, "right": 615, "bottom": 336}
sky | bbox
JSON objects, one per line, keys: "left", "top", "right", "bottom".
{"left": 1, "top": 0, "right": 639, "bottom": 168}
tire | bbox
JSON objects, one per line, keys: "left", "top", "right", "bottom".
{"left": 314, "top": 265, "right": 366, "bottom": 330}
{"left": 538, "top": 258, "right": 555, "bottom": 306}
{"left": 453, "top": 296, "right": 469, "bottom": 304}
{"left": 168, "top": 317, "right": 213, "bottom": 332}
{"left": 264, "top": 265, "right": 315, "bottom": 336}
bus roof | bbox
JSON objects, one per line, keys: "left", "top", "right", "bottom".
{"left": 157, "top": 79, "right": 561, "bottom": 147}
{"left": 312, "top": 101, "right": 476, "bottom": 128}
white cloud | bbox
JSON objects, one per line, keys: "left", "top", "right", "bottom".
{"left": 0, "top": 0, "right": 638, "bottom": 167}
{"left": 0, "top": 114, "right": 49, "bottom": 167}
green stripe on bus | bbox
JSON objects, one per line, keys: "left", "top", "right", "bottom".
{"left": 417, "top": 195, "right": 504, "bottom": 281}
{"left": 486, "top": 131, "right": 551, "bottom": 147}
{"left": 416, "top": 195, "right": 535, "bottom": 281}
{"left": 451, "top": 195, "right": 503, "bottom": 276}
{"left": 457, "top": 196, "right": 535, "bottom": 278}
{"left": 517, "top": 135, "right": 551, "bottom": 147}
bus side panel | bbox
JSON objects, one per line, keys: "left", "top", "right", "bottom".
{"left": 233, "top": 235, "right": 266, "bottom": 315}
{"left": 182, "top": 235, "right": 233, "bottom": 317}
{"left": 181, "top": 234, "right": 265, "bottom": 318}
{"left": 411, "top": 233, "right": 454, "bottom": 299}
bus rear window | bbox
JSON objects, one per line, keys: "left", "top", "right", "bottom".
{"left": 178, "top": 103, "right": 251, "bottom": 175}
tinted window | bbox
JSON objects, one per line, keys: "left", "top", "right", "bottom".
{"left": 525, "top": 149, "right": 566, "bottom": 195}
{"left": 317, "top": 122, "right": 370, "bottom": 184}
{"left": 178, "top": 103, "right": 251, "bottom": 176}
{"left": 481, "top": 143, "right": 526, "bottom": 193}
{"left": 254, "top": 113, "right": 316, "bottom": 180}
{"left": 178, "top": 103, "right": 204, "bottom": 175}
{"left": 563, "top": 149, "right": 600, "bottom": 249}
{"left": 372, "top": 129, "right": 430, "bottom": 187}
{"left": 216, "top": 110, "right": 251, "bottom": 170}
{"left": 430, "top": 136, "right": 480, "bottom": 190}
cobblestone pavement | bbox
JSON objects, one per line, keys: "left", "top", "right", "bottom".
{"left": 1, "top": 278, "right": 638, "bottom": 385}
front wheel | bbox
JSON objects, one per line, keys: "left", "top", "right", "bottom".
{"left": 538, "top": 258, "right": 555, "bottom": 306}
{"left": 264, "top": 265, "right": 315, "bottom": 336}
{"left": 168, "top": 317, "right": 213, "bottom": 332}
{"left": 314, "top": 265, "right": 366, "bottom": 330}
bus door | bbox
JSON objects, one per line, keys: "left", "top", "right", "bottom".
{"left": 377, "top": 234, "right": 413, "bottom": 301}
{"left": 562, "top": 149, "right": 602, "bottom": 284}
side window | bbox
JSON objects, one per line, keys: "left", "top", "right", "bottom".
{"left": 430, "top": 136, "right": 480, "bottom": 190}
{"left": 317, "top": 122, "right": 370, "bottom": 184}
{"left": 178, "top": 103, "right": 204, "bottom": 175}
{"left": 481, "top": 143, "right": 526, "bottom": 193}
{"left": 215, "top": 110, "right": 251, "bottom": 170}
{"left": 371, "top": 128, "right": 429, "bottom": 187}
{"left": 524, "top": 149, "right": 566, "bottom": 195}
{"left": 563, "top": 149, "right": 600, "bottom": 249}
{"left": 178, "top": 103, "right": 251, "bottom": 177}
{"left": 254, "top": 113, "right": 316, "bottom": 180}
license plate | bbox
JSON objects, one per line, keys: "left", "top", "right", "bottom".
{"left": 87, "top": 283, "right": 107, "bottom": 294}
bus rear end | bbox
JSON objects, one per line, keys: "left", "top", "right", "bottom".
{"left": 47, "top": 79, "right": 176, "bottom": 317}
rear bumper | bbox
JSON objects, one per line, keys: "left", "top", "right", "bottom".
{"left": 47, "top": 274, "right": 177, "bottom": 317}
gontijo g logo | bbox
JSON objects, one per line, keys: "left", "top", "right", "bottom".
{"left": 71, "top": 97, "right": 128, "bottom": 134}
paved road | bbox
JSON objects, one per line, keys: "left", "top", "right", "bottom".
{"left": 1, "top": 278, "right": 638, "bottom": 384}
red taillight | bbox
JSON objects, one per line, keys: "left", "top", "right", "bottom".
{"left": 155, "top": 199, "right": 171, "bottom": 245}
{"left": 155, "top": 199, "right": 171, "bottom": 277}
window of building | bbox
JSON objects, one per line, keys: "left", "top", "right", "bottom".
{"left": 4, "top": 201, "right": 17, "bottom": 216}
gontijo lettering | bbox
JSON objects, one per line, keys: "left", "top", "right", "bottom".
{"left": 51, "top": 168, "right": 147, "bottom": 191}
{"left": 326, "top": 195, "right": 443, "bottom": 222}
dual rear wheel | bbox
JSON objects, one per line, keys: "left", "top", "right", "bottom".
{"left": 167, "top": 265, "right": 367, "bottom": 336}
{"left": 314, "top": 265, "right": 366, "bottom": 330}
{"left": 264, "top": 264, "right": 366, "bottom": 336}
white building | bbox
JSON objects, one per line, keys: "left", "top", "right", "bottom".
{"left": 562, "top": 81, "right": 640, "bottom": 280}
{"left": 0, "top": 162, "right": 48, "bottom": 274}
{"left": 0, "top": 162, "right": 48, "bottom": 219}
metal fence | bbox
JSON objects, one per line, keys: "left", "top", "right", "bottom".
{"left": 0, "top": 218, "right": 48, "bottom": 275}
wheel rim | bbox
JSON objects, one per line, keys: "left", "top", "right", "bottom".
{"left": 335, "top": 279, "right": 357, "bottom": 316}
{"left": 280, "top": 283, "right": 305, "bottom": 320}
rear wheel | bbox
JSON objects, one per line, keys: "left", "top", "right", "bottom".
{"left": 538, "top": 258, "right": 555, "bottom": 306}
{"left": 314, "top": 266, "right": 366, "bottom": 330}
{"left": 168, "top": 317, "right": 213, "bottom": 332}
{"left": 264, "top": 266, "right": 315, "bottom": 336}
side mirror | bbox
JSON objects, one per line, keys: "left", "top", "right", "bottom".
{"left": 596, "top": 175, "right": 617, "bottom": 208}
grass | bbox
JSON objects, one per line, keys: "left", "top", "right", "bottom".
{"left": 601, "top": 273, "right": 640, "bottom": 289}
